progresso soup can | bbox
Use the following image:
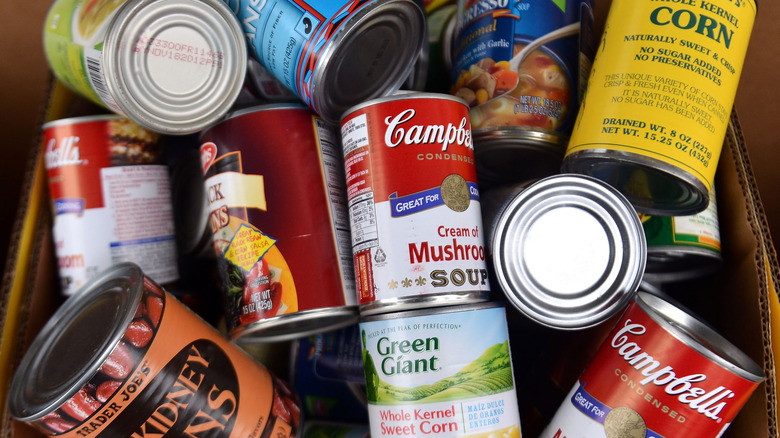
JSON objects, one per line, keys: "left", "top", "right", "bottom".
{"left": 540, "top": 292, "right": 764, "bottom": 438}
{"left": 359, "top": 302, "right": 522, "bottom": 438}
{"left": 200, "top": 104, "right": 357, "bottom": 343}
{"left": 43, "top": 115, "right": 179, "bottom": 296}
{"left": 7, "top": 262, "right": 301, "bottom": 437}
{"left": 562, "top": 0, "right": 757, "bottom": 215}
{"left": 451, "top": 0, "right": 596, "bottom": 187}
{"left": 42, "top": 0, "right": 247, "bottom": 134}
{"left": 340, "top": 92, "right": 490, "bottom": 316}
{"left": 225, "top": 0, "right": 426, "bottom": 122}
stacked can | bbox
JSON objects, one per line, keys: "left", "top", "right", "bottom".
{"left": 340, "top": 92, "right": 523, "bottom": 438}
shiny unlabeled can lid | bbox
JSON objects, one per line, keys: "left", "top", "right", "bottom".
{"left": 8, "top": 263, "right": 144, "bottom": 421}
{"left": 103, "top": 0, "right": 247, "bottom": 134}
{"left": 490, "top": 174, "right": 646, "bottom": 330}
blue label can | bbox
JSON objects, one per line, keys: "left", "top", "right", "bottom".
{"left": 225, "top": 0, "right": 426, "bottom": 122}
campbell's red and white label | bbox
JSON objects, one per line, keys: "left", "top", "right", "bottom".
{"left": 540, "top": 299, "right": 761, "bottom": 438}
{"left": 341, "top": 95, "right": 490, "bottom": 308}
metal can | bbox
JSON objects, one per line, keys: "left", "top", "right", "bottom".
{"left": 245, "top": 55, "right": 300, "bottom": 103}
{"left": 562, "top": 0, "right": 757, "bottom": 215}
{"left": 451, "top": 0, "right": 596, "bottom": 188}
{"left": 8, "top": 263, "right": 301, "bottom": 437}
{"left": 226, "top": 0, "right": 426, "bottom": 122}
{"left": 42, "top": 0, "right": 247, "bottom": 135}
{"left": 340, "top": 93, "right": 490, "bottom": 315}
{"left": 484, "top": 174, "right": 646, "bottom": 330}
{"left": 641, "top": 186, "right": 722, "bottom": 284}
{"left": 43, "top": 115, "right": 179, "bottom": 296}
{"left": 200, "top": 104, "right": 357, "bottom": 343}
{"left": 359, "top": 302, "right": 522, "bottom": 438}
{"left": 540, "top": 291, "right": 764, "bottom": 438}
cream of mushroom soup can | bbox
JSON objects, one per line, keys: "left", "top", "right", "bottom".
{"left": 540, "top": 292, "right": 764, "bottom": 438}
{"left": 340, "top": 93, "right": 490, "bottom": 315}
{"left": 359, "top": 302, "right": 522, "bottom": 438}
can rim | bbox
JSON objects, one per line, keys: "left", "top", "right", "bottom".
{"left": 7, "top": 263, "right": 144, "bottom": 421}
{"left": 42, "top": 114, "right": 126, "bottom": 130}
{"left": 231, "top": 306, "right": 360, "bottom": 344}
{"left": 359, "top": 300, "right": 504, "bottom": 322}
{"left": 102, "top": 0, "right": 247, "bottom": 135}
{"left": 340, "top": 92, "right": 468, "bottom": 123}
{"left": 635, "top": 291, "right": 764, "bottom": 382}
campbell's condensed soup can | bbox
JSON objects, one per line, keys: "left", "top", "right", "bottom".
{"left": 8, "top": 263, "right": 301, "bottom": 437}
{"left": 43, "top": 115, "right": 178, "bottom": 296}
{"left": 200, "top": 104, "right": 357, "bottom": 343}
{"left": 540, "top": 292, "right": 764, "bottom": 438}
{"left": 359, "top": 302, "right": 522, "bottom": 438}
{"left": 451, "top": 0, "right": 596, "bottom": 187}
{"left": 340, "top": 93, "right": 490, "bottom": 315}
{"left": 42, "top": 0, "right": 246, "bottom": 134}
{"left": 226, "top": 0, "right": 426, "bottom": 122}
{"left": 562, "top": 0, "right": 757, "bottom": 215}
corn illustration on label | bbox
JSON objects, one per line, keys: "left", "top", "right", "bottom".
{"left": 566, "top": 0, "right": 757, "bottom": 192}
{"left": 359, "top": 305, "right": 522, "bottom": 438}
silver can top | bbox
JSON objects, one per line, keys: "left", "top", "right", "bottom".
{"left": 490, "top": 174, "right": 647, "bottom": 330}
{"left": 311, "top": 0, "right": 426, "bottom": 122}
{"left": 103, "top": 0, "right": 247, "bottom": 134}
{"left": 8, "top": 263, "right": 144, "bottom": 421}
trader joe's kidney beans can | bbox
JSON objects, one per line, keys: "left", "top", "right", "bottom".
{"left": 43, "top": 115, "right": 178, "bottom": 296}
{"left": 8, "top": 263, "right": 300, "bottom": 437}
{"left": 224, "top": 0, "right": 425, "bottom": 122}
{"left": 540, "top": 292, "right": 763, "bottom": 438}
{"left": 201, "top": 104, "right": 357, "bottom": 343}
{"left": 340, "top": 93, "right": 490, "bottom": 315}
{"left": 359, "top": 302, "right": 522, "bottom": 438}
{"left": 562, "top": 0, "right": 757, "bottom": 216}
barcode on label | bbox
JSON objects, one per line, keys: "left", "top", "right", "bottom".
{"left": 85, "top": 48, "right": 121, "bottom": 113}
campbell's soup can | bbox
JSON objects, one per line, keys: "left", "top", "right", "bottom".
{"left": 359, "top": 302, "right": 522, "bottom": 438}
{"left": 451, "top": 0, "right": 596, "bottom": 187}
{"left": 225, "top": 0, "right": 426, "bottom": 122}
{"left": 43, "top": 115, "right": 179, "bottom": 296}
{"left": 42, "top": 0, "right": 246, "bottom": 134}
{"left": 562, "top": 0, "right": 757, "bottom": 215}
{"left": 340, "top": 93, "right": 490, "bottom": 315}
{"left": 200, "top": 104, "right": 358, "bottom": 343}
{"left": 8, "top": 263, "right": 301, "bottom": 437}
{"left": 540, "top": 292, "right": 764, "bottom": 438}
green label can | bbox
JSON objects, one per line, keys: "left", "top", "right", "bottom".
{"left": 359, "top": 302, "right": 522, "bottom": 438}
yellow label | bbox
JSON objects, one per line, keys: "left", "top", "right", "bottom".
{"left": 225, "top": 223, "right": 277, "bottom": 272}
{"left": 567, "top": 0, "right": 756, "bottom": 190}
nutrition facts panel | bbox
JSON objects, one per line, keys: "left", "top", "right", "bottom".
{"left": 349, "top": 194, "right": 378, "bottom": 248}
{"left": 342, "top": 113, "right": 379, "bottom": 250}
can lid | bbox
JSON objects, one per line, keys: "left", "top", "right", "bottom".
{"left": 103, "top": 0, "right": 247, "bottom": 135}
{"left": 491, "top": 174, "right": 646, "bottom": 330}
{"left": 635, "top": 291, "right": 764, "bottom": 382}
{"left": 8, "top": 263, "right": 144, "bottom": 421}
{"left": 312, "top": 0, "right": 426, "bottom": 122}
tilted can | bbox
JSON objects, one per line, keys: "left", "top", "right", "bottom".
{"left": 562, "top": 0, "right": 757, "bottom": 215}
{"left": 43, "top": 0, "right": 247, "bottom": 134}
{"left": 8, "top": 263, "right": 300, "bottom": 437}
{"left": 540, "top": 292, "right": 764, "bottom": 438}
{"left": 483, "top": 174, "right": 646, "bottom": 330}
{"left": 43, "top": 115, "right": 178, "bottom": 296}
{"left": 451, "top": 0, "right": 596, "bottom": 187}
{"left": 200, "top": 104, "right": 358, "bottom": 343}
{"left": 359, "top": 302, "right": 522, "bottom": 438}
{"left": 225, "top": 0, "right": 426, "bottom": 122}
{"left": 340, "top": 93, "right": 490, "bottom": 315}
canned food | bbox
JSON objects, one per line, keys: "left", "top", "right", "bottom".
{"left": 642, "top": 186, "right": 722, "bottom": 283}
{"left": 424, "top": 4, "right": 457, "bottom": 94}
{"left": 43, "top": 115, "right": 179, "bottom": 295}
{"left": 200, "top": 104, "right": 357, "bottom": 343}
{"left": 484, "top": 174, "right": 646, "bottom": 330}
{"left": 540, "top": 291, "right": 764, "bottom": 438}
{"left": 245, "top": 55, "right": 300, "bottom": 103}
{"left": 8, "top": 263, "right": 301, "bottom": 437}
{"left": 340, "top": 92, "right": 490, "bottom": 315}
{"left": 227, "top": 0, "right": 426, "bottom": 122}
{"left": 359, "top": 302, "right": 522, "bottom": 438}
{"left": 562, "top": 0, "right": 757, "bottom": 215}
{"left": 43, "top": 0, "right": 247, "bottom": 134}
{"left": 451, "top": 0, "right": 596, "bottom": 187}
